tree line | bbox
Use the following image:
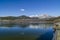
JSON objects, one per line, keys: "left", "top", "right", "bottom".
{"left": 0, "top": 15, "right": 58, "bottom": 21}
{"left": 0, "top": 15, "right": 34, "bottom": 20}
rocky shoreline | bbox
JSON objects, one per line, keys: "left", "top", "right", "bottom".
{"left": 0, "top": 19, "right": 54, "bottom": 25}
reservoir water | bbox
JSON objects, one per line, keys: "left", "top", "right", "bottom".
{"left": 0, "top": 23, "right": 54, "bottom": 40}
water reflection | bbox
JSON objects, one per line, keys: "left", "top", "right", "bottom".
{"left": 0, "top": 23, "right": 29, "bottom": 27}
{"left": 0, "top": 23, "right": 15, "bottom": 27}
{"left": 0, "top": 23, "right": 53, "bottom": 28}
{"left": 0, "top": 23, "right": 54, "bottom": 40}
{"left": 17, "top": 23, "right": 29, "bottom": 28}
{"left": 37, "top": 29, "right": 53, "bottom": 40}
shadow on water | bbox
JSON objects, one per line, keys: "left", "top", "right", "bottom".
{"left": 0, "top": 23, "right": 15, "bottom": 27}
{"left": 0, "top": 23, "right": 40, "bottom": 28}
{"left": 0, "top": 23, "right": 30, "bottom": 28}
{"left": 30, "top": 23, "right": 40, "bottom": 25}
{"left": 17, "top": 23, "right": 29, "bottom": 28}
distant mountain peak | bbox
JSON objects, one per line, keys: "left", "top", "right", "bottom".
{"left": 29, "top": 14, "right": 55, "bottom": 19}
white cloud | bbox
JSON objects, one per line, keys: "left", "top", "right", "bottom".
{"left": 20, "top": 9, "right": 25, "bottom": 11}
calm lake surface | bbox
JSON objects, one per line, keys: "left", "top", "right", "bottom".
{"left": 0, "top": 23, "right": 54, "bottom": 40}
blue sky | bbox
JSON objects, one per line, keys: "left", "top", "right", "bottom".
{"left": 0, "top": 0, "right": 60, "bottom": 16}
